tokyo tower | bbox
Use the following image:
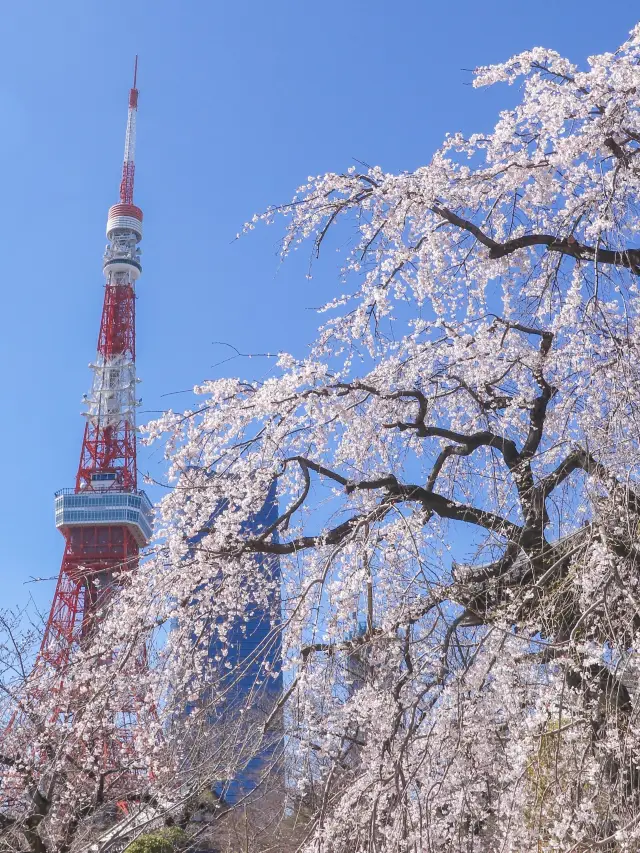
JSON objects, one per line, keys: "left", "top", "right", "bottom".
{"left": 39, "top": 57, "right": 152, "bottom": 670}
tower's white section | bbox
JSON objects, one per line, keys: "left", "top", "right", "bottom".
{"left": 82, "top": 354, "right": 139, "bottom": 430}
{"left": 123, "top": 103, "right": 137, "bottom": 167}
{"left": 81, "top": 216, "right": 142, "bottom": 430}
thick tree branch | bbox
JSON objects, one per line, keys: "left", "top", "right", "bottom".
{"left": 539, "top": 448, "right": 640, "bottom": 514}
{"left": 432, "top": 203, "right": 640, "bottom": 274}
{"left": 236, "top": 471, "right": 522, "bottom": 558}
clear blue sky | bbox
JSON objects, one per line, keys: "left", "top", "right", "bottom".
{"left": 0, "top": 0, "right": 636, "bottom": 615}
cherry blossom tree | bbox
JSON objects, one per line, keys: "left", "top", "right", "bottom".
{"left": 137, "top": 24, "right": 640, "bottom": 851}
{"left": 7, "top": 23, "right": 640, "bottom": 853}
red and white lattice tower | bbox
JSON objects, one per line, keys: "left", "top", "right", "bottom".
{"left": 40, "top": 57, "right": 152, "bottom": 671}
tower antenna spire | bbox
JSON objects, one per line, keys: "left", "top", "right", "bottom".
{"left": 120, "top": 56, "right": 139, "bottom": 205}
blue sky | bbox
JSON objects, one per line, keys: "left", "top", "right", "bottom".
{"left": 0, "top": 0, "right": 636, "bottom": 614}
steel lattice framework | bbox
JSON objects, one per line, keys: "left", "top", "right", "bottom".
{"left": 40, "top": 57, "right": 152, "bottom": 670}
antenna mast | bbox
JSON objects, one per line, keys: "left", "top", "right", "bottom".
{"left": 120, "top": 56, "right": 138, "bottom": 205}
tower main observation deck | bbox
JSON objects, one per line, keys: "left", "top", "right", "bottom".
{"left": 41, "top": 58, "right": 152, "bottom": 668}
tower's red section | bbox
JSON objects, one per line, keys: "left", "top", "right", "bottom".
{"left": 120, "top": 163, "right": 136, "bottom": 206}
{"left": 40, "top": 280, "right": 141, "bottom": 667}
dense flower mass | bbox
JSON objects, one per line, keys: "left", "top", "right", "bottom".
{"left": 6, "top": 24, "right": 640, "bottom": 853}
